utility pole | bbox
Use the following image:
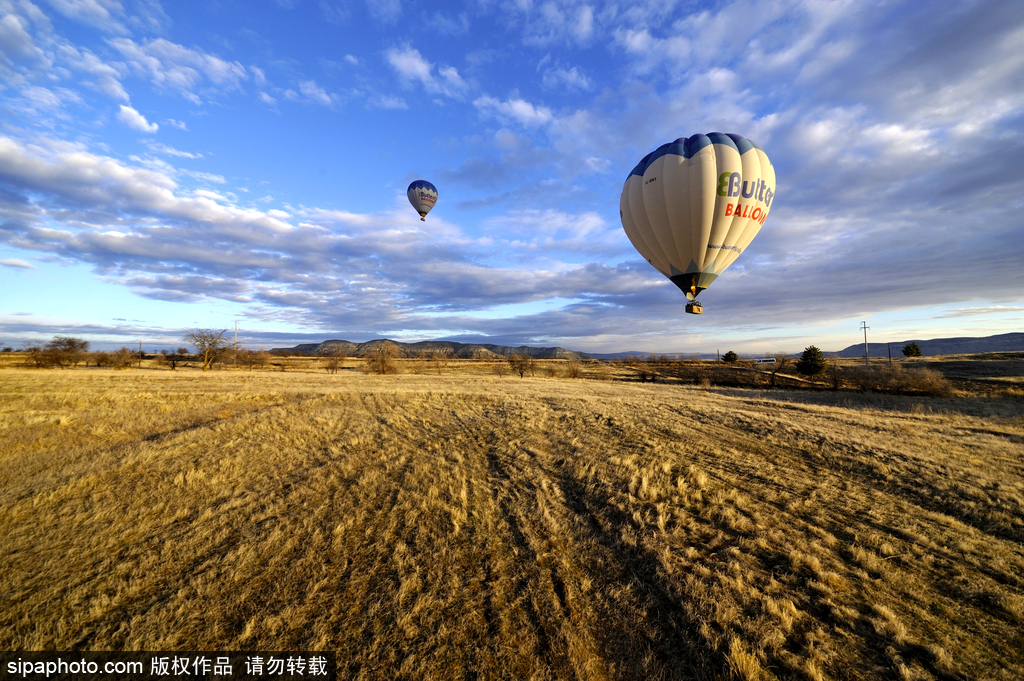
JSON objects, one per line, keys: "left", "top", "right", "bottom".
{"left": 860, "top": 321, "right": 870, "bottom": 366}
{"left": 138, "top": 340, "right": 143, "bottom": 368}
{"left": 887, "top": 343, "right": 892, "bottom": 364}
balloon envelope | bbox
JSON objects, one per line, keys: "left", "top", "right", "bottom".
{"left": 407, "top": 180, "right": 438, "bottom": 220}
{"left": 619, "top": 132, "right": 776, "bottom": 301}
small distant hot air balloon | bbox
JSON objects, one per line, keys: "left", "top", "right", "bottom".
{"left": 407, "top": 180, "right": 438, "bottom": 221}
{"left": 619, "top": 132, "right": 776, "bottom": 314}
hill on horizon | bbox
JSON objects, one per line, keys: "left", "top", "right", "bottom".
{"left": 834, "top": 331, "right": 1024, "bottom": 358}
{"left": 271, "top": 338, "right": 590, "bottom": 361}
{"left": 271, "top": 331, "right": 1023, "bottom": 362}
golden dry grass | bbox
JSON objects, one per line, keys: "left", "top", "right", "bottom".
{"left": 2, "top": 363, "right": 1023, "bottom": 680}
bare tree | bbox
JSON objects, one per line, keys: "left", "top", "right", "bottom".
{"left": 19, "top": 336, "right": 89, "bottom": 368}
{"left": 508, "top": 353, "right": 534, "bottom": 378}
{"left": 564, "top": 359, "right": 583, "bottom": 379}
{"left": 47, "top": 336, "right": 90, "bottom": 368}
{"left": 318, "top": 347, "right": 345, "bottom": 374}
{"left": 768, "top": 353, "right": 790, "bottom": 388}
{"left": 827, "top": 355, "right": 843, "bottom": 391}
{"left": 21, "top": 341, "right": 47, "bottom": 368}
{"left": 235, "top": 348, "right": 270, "bottom": 372}
{"left": 183, "top": 329, "right": 229, "bottom": 371}
{"left": 364, "top": 342, "right": 399, "bottom": 375}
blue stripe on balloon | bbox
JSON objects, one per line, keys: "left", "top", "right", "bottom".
{"left": 407, "top": 180, "right": 437, "bottom": 193}
{"left": 725, "top": 133, "right": 755, "bottom": 155}
{"left": 686, "top": 134, "right": 712, "bottom": 155}
{"left": 628, "top": 151, "right": 653, "bottom": 178}
{"left": 708, "top": 132, "right": 739, "bottom": 152}
{"left": 629, "top": 133, "right": 759, "bottom": 176}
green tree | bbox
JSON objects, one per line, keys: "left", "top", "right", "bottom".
{"left": 796, "top": 346, "right": 828, "bottom": 376}
{"left": 722, "top": 350, "right": 739, "bottom": 364}
{"left": 902, "top": 342, "right": 922, "bottom": 357}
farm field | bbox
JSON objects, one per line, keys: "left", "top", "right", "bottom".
{"left": 2, "top": 363, "right": 1023, "bottom": 680}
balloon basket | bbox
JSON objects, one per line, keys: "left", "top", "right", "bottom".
{"left": 685, "top": 302, "right": 703, "bottom": 315}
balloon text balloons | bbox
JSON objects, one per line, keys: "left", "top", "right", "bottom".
{"left": 619, "top": 133, "right": 775, "bottom": 312}
{"left": 407, "top": 180, "right": 438, "bottom": 221}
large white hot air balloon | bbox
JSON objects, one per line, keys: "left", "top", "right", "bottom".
{"left": 619, "top": 132, "right": 776, "bottom": 314}
{"left": 407, "top": 180, "right": 438, "bottom": 221}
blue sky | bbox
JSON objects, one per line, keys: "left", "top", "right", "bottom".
{"left": 1, "top": 0, "right": 1022, "bottom": 354}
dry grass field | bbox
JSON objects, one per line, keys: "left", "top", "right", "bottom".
{"left": 2, "top": 358, "right": 1023, "bottom": 680}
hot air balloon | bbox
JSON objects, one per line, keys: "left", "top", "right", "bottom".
{"left": 407, "top": 180, "right": 438, "bottom": 221}
{"left": 619, "top": 132, "right": 776, "bottom": 314}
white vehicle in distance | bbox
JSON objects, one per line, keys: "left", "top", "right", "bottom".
{"left": 754, "top": 358, "right": 776, "bottom": 365}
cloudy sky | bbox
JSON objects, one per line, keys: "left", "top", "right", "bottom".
{"left": 1, "top": 0, "right": 1022, "bottom": 354}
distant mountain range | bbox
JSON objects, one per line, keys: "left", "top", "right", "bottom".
{"left": 834, "top": 332, "right": 1024, "bottom": 358}
{"left": 273, "top": 331, "right": 1023, "bottom": 362}
{"left": 271, "top": 338, "right": 589, "bottom": 361}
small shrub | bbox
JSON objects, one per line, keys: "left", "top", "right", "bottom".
{"left": 826, "top": 356, "right": 843, "bottom": 390}
{"left": 239, "top": 349, "right": 271, "bottom": 371}
{"left": 110, "top": 347, "right": 135, "bottom": 369}
{"left": 564, "top": 359, "right": 582, "bottom": 379}
{"left": 849, "top": 364, "right": 951, "bottom": 396}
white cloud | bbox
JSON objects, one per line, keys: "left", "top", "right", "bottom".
{"left": 298, "top": 79, "right": 333, "bottom": 106}
{"left": 44, "top": 0, "right": 128, "bottom": 33}
{"left": 181, "top": 170, "right": 226, "bottom": 184}
{"left": 370, "top": 94, "right": 407, "bottom": 110}
{"left": 427, "top": 12, "right": 469, "bottom": 36}
{"left": 514, "top": 1, "right": 598, "bottom": 46}
{"left": 109, "top": 37, "right": 248, "bottom": 103}
{"left": 117, "top": 105, "right": 159, "bottom": 133}
{"left": 473, "top": 95, "right": 553, "bottom": 127}
{"left": 0, "top": 11, "right": 47, "bottom": 64}
{"left": 367, "top": 0, "right": 401, "bottom": 24}
{"left": 166, "top": 119, "right": 187, "bottom": 130}
{"left": 542, "top": 65, "right": 591, "bottom": 91}
{"left": 15, "top": 85, "right": 82, "bottom": 116}
{"left": 386, "top": 46, "right": 467, "bottom": 98}
{"left": 1, "top": 258, "right": 35, "bottom": 269}
{"left": 0, "top": 131, "right": 654, "bottom": 335}
{"left": 935, "top": 306, "right": 1024, "bottom": 319}
{"left": 146, "top": 142, "right": 201, "bottom": 158}
{"left": 57, "top": 44, "right": 127, "bottom": 100}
